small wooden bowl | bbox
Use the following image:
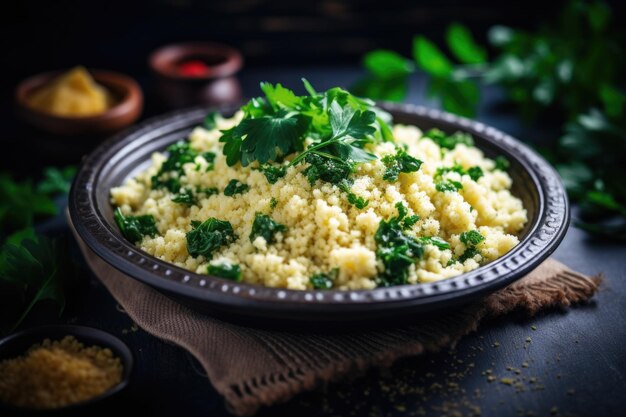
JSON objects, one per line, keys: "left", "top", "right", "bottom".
{"left": 149, "top": 42, "right": 243, "bottom": 109}
{"left": 15, "top": 69, "right": 143, "bottom": 135}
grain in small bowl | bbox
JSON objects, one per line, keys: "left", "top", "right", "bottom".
{"left": 15, "top": 67, "right": 143, "bottom": 136}
{"left": 0, "top": 325, "right": 133, "bottom": 414}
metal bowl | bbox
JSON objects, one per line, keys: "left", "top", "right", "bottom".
{"left": 69, "top": 103, "right": 569, "bottom": 324}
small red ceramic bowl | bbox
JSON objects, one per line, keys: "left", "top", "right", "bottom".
{"left": 149, "top": 42, "right": 243, "bottom": 108}
{"left": 15, "top": 69, "right": 143, "bottom": 135}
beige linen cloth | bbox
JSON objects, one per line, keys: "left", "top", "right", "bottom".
{"left": 70, "top": 221, "right": 601, "bottom": 416}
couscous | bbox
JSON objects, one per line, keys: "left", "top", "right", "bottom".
{"left": 111, "top": 81, "right": 526, "bottom": 290}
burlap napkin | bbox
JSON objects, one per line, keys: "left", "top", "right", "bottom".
{"left": 70, "top": 223, "right": 600, "bottom": 416}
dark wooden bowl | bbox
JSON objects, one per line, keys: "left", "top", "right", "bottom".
{"left": 149, "top": 42, "right": 243, "bottom": 109}
{"left": 69, "top": 104, "right": 569, "bottom": 325}
{"left": 15, "top": 69, "right": 143, "bottom": 136}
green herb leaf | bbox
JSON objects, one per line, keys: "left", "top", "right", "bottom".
{"left": 436, "top": 179, "right": 463, "bottom": 192}
{"left": 446, "top": 23, "right": 487, "bottom": 64}
{"left": 460, "top": 230, "right": 485, "bottom": 246}
{"left": 0, "top": 235, "right": 68, "bottom": 333}
{"left": 249, "top": 213, "right": 287, "bottom": 243}
{"left": 382, "top": 149, "right": 423, "bottom": 182}
{"left": 114, "top": 208, "right": 159, "bottom": 244}
{"left": 303, "top": 153, "right": 354, "bottom": 186}
{"left": 363, "top": 50, "right": 414, "bottom": 78}
{"left": 172, "top": 188, "right": 196, "bottom": 206}
{"left": 419, "top": 236, "right": 451, "bottom": 250}
{"left": 207, "top": 263, "right": 241, "bottom": 281}
{"left": 0, "top": 175, "right": 57, "bottom": 236}
{"left": 425, "top": 129, "right": 474, "bottom": 149}
{"left": 224, "top": 179, "right": 249, "bottom": 196}
{"left": 186, "top": 218, "right": 236, "bottom": 258}
{"left": 413, "top": 36, "right": 454, "bottom": 77}
{"left": 375, "top": 202, "right": 424, "bottom": 287}
{"left": 310, "top": 269, "right": 338, "bottom": 290}
{"left": 203, "top": 111, "right": 218, "bottom": 130}
{"left": 494, "top": 156, "right": 510, "bottom": 171}
{"left": 259, "top": 164, "right": 287, "bottom": 184}
{"left": 220, "top": 114, "right": 311, "bottom": 167}
{"left": 36, "top": 166, "right": 76, "bottom": 195}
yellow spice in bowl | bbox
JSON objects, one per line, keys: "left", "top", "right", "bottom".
{"left": 27, "top": 66, "right": 114, "bottom": 117}
{"left": 0, "top": 335, "right": 123, "bottom": 409}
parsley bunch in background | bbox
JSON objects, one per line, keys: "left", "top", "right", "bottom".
{"left": 0, "top": 167, "right": 76, "bottom": 334}
{"left": 353, "top": 0, "right": 626, "bottom": 241}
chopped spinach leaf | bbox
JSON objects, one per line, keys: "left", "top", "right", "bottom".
{"left": 172, "top": 188, "right": 196, "bottom": 206}
{"left": 207, "top": 263, "right": 241, "bottom": 281}
{"left": 259, "top": 164, "right": 287, "bottom": 184}
{"left": 114, "top": 208, "right": 158, "bottom": 244}
{"left": 309, "top": 269, "right": 338, "bottom": 290}
{"left": 270, "top": 197, "right": 278, "bottom": 209}
{"left": 249, "top": 213, "right": 287, "bottom": 243}
{"left": 224, "top": 179, "right": 249, "bottom": 196}
{"left": 186, "top": 218, "right": 237, "bottom": 258}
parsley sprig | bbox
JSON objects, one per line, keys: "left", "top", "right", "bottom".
{"left": 219, "top": 80, "right": 392, "bottom": 173}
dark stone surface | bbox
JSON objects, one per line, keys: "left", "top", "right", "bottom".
{"left": 8, "top": 67, "right": 626, "bottom": 416}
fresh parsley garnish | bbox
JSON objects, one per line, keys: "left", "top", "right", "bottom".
{"left": 219, "top": 80, "right": 391, "bottom": 189}
{"left": 435, "top": 163, "right": 483, "bottom": 182}
{"left": 259, "top": 164, "right": 287, "bottom": 184}
{"left": 249, "top": 213, "right": 287, "bottom": 244}
{"left": 207, "top": 262, "right": 241, "bottom": 281}
{"left": 151, "top": 141, "right": 198, "bottom": 193}
{"left": 114, "top": 208, "right": 159, "bottom": 244}
{"left": 425, "top": 129, "right": 474, "bottom": 150}
{"left": 303, "top": 153, "right": 354, "bottom": 186}
{"left": 223, "top": 179, "right": 249, "bottom": 196}
{"left": 375, "top": 202, "right": 425, "bottom": 287}
{"left": 309, "top": 268, "right": 338, "bottom": 290}
{"left": 186, "top": 218, "right": 237, "bottom": 258}
{"left": 382, "top": 149, "right": 423, "bottom": 182}
{"left": 494, "top": 156, "right": 510, "bottom": 171}
{"left": 467, "top": 166, "right": 484, "bottom": 181}
{"left": 458, "top": 230, "right": 485, "bottom": 262}
{"left": 436, "top": 179, "right": 463, "bottom": 192}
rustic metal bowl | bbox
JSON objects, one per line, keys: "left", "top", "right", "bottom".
{"left": 69, "top": 103, "right": 569, "bottom": 324}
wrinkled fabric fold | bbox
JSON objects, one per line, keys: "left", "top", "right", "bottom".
{"left": 70, "top": 222, "right": 601, "bottom": 416}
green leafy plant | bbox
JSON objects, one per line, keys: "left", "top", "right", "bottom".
{"left": 223, "top": 179, "right": 249, "bottom": 196}
{"left": 0, "top": 167, "right": 76, "bottom": 334}
{"left": 353, "top": 0, "right": 626, "bottom": 240}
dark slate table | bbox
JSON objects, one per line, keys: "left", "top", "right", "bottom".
{"left": 15, "top": 67, "right": 626, "bottom": 417}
